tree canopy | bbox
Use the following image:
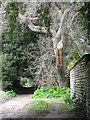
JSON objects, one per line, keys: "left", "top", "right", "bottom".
{"left": 1, "top": 1, "right": 90, "bottom": 89}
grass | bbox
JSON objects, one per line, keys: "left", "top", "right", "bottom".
{"left": 51, "top": 103, "right": 73, "bottom": 111}
{"left": 25, "top": 100, "right": 53, "bottom": 113}
{"left": 24, "top": 86, "right": 73, "bottom": 113}
{"left": 0, "top": 90, "right": 7, "bottom": 102}
{"left": 0, "top": 89, "right": 16, "bottom": 102}
{"left": 24, "top": 99, "right": 74, "bottom": 113}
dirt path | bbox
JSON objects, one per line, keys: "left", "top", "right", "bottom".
{"left": 0, "top": 93, "right": 77, "bottom": 119}
{"left": 0, "top": 94, "right": 33, "bottom": 119}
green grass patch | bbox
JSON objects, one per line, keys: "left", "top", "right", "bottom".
{"left": 25, "top": 100, "right": 52, "bottom": 113}
{"left": 24, "top": 99, "right": 73, "bottom": 113}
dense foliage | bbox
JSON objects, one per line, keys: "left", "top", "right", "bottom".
{"left": 64, "top": 3, "right": 90, "bottom": 78}
{"left": 32, "top": 86, "right": 72, "bottom": 104}
{"left": 2, "top": 2, "right": 38, "bottom": 89}
{"left": 25, "top": 3, "right": 59, "bottom": 88}
{"left": 78, "top": 2, "right": 90, "bottom": 45}
{"left": 35, "top": 2, "right": 52, "bottom": 37}
{"left": 2, "top": 2, "right": 90, "bottom": 89}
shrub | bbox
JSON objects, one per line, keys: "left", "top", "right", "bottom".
{"left": 6, "top": 90, "right": 16, "bottom": 97}
{"left": 32, "top": 86, "right": 72, "bottom": 104}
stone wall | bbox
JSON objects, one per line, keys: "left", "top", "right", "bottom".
{"left": 70, "top": 54, "right": 90, "bottom": 117}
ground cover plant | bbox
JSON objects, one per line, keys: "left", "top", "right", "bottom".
{"left": 32, "top": 86, "right": 72, "bottom": 104}
{"left": 50, "top": 103, "right": 73, "bottom": 112}
{"left": 25, "top": 100, "right": 52, "bottom": 113}
{"left": 25, "top": 99, "right": 73, "bottom": 113}
{"left": 0, "top": 90, "right": 16, "bottom": 102}
{"left": 5, "top": 90, "right": 16, "bottom": 97}
{"left": 24, "top": 99, "right": 73, "bottom": 113}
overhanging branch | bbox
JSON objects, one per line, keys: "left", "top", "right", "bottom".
{"left": 0, "top": 11, "right": 6, "bottom": 15}
{"left": 18, "top": 13, "right": 47, "bottom": 33}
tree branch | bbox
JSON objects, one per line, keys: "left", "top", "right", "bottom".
{"left": 0, "top": 11, "right": 6, "bottom": 15}
{"left": 70, "top": 12, "right": 79, "bottom": 29}
{"left": 18, "top": 13, "right": 47, "bottom": 33}
{"left": 29, "top": 17, "right": 39, "bottom": 21}
{"left": 56, "top": 4, "right": 74, "bottom": 41}
{"left": 52, "top": 4, "right": 74, "bottom": 55}
{"left": 69, "top": 12, "right": 79, "bottom": 40}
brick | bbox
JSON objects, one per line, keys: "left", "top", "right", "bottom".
{"left": 70, "top": 54, "right": 90, "bottom": 116}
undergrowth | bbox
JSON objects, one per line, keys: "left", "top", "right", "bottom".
{"left": 5, "top": 90, "right": 16, "bottom": 97}
{"left": 1, "top": 90, "right": 16, "bottom": 102}
{"left": 32, "top": 86, "right": 72, "bottom": 104}
{"left": 25, "top": 86, "right": 73, "bottom": 113}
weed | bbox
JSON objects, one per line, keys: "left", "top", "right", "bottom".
{"left": 25, "top": 100, "right": 52, "bottom": 113}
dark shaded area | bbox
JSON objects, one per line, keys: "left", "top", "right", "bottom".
{"left": 14, "top": 86, "right": 37, "bottom": 95}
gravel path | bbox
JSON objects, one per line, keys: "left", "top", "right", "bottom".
{"left": 0, "top": 94, "right": 77, "bottom": 119}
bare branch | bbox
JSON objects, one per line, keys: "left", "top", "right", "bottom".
{"left": 29, "top": 17, "right": 39, "bottom": 20}
{"left": 0, "top": 11, "right": 6, "bottom": 15}
{"left": 70, "top": 12, "right": 79, "bottom": 29}
{"left": 56, "top": 4, "right": 74, "bottom": 41}
{"left": 52, "top": 4, "right": 75, "bottom": 55}
{"left": 69, "top": 12, "right": 79, "bottom": 41}
{"left": 18, "top": 13, "right": 47, "bottom": 33}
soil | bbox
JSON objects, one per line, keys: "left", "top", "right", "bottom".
{"left": 0, "top": 87, "right": 77, "bottom": 119}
